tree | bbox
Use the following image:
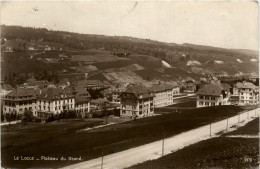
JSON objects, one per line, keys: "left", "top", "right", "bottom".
{"left": 102, "top": 102, "right": 108, "bottom": 124}
{"left": 5, "top": 113, "right": 11, "bottom": 124}
{"left": 23, "top": 110, "right": 34, "bottom": 122}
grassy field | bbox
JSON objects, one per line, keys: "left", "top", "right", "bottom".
{"left": 154, "top": 96, "right": 197, "bottom": 114}
{"left": 224, "top": 117, "right": 259, "bottom": 136}
{"left": 129, "top": 117, "right": 259, "bottom": 169}
{"left": 1, "top": 106, "right": 252, "bottom": 168}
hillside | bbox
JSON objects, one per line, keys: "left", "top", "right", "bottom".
{"left": 1, "top": 25, "right": 258, "bottom": 85}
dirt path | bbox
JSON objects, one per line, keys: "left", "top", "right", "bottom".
{"left": 62, "top": 108, "right": 259, "bottom": 169}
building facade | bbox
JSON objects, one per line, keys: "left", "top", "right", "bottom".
{"left": 196, "top": 82, "right": 231, "bottom": 108}
{"left": 74, "top": 87, "right": 92, "bottom": 117}
{"left": 120, "top": 84, "right": 154, "bottom": 118}
{"left": 149, "top": 84, "right": 180, "bottom": 108}
{"left": 37, "top": 88, "right": 75, "bottom": 115}
{"left": 2, "top": 88, "right": 40, "bottom": 116}
{"left": 238, "top": 82, "right": 259, "bottom": 105}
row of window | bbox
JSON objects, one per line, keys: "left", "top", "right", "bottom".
{"left": 240, "top": 93, "right": 254, "bottom": 96}
{"left": 199, "top": 96, "right": 216, "bottom": 100}
{"left": 199, "top": 101, "right": 215, "bottom": 106}
{"left": 39, "top": 99, "right": 73, "bottom": 105}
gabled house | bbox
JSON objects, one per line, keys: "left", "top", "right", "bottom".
{"left": 238, "top": 82, "right": 259, "bottom": 105}
{"left": 196, "top": 82, "right": 231, "bottom": 108}
{"left": 2, "top": 88, "right": 40, "bottom": 116}
{"left": 119, "top": 84, "right": 154, "bottom": 118}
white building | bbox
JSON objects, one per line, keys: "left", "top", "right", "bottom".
{"left": 37, "top": 88, "right": 75, "bottom": 115}
{"left": 119, "top": 84, "right": 154, "bottom": 118}
{"left": 74, "top": 87, "right": 92, "bottom": 117}
{"left": 238, "top": 82, "right": 259, "bottom": 105}
{"left": 196, "top": 82, "right": 231, "bottom": 108}
{"left": 2, "top": 88, "right": 40, "bottom": 116}
{"left": 149, "top": 84, "right": 180, "bottom": 107}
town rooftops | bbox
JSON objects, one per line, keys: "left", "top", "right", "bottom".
{"left": 75, "top": 95, "right": 91, "bottom": 103}
{"left": 220, "top": 83, "right": 231, "bottom": 91}
{"left": 5, "top": 88, "right": 40, "bottom": 100}
{"left": 73, "top": 86, "right": 91, "bottom": 96}
{"left": 235, "top": 82, "right": 257, "bottom": 90}
{"left": 27, "top": 81, "right": 46, "bottom": 88}
{"left": 85, "top": 80, "right": 104, "bottom": 86}
{"left": 121, "top": 84, "right": 154, "bottom": 99}
{"left": 149, "top": 84, "right": 174, "bottom": 93}
{"left": 38, "top": 88, "right": 73, "bottom": 100}
{"left": 90, "top": 98, "right": 109, "bottom": 105}
{"left": 197, "top": 82, "right": 229, "bottom": 96}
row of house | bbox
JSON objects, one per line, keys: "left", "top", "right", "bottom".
{"left": 119, "top": 79, "right": 259, "bottom": 119}
{"left": 2, "top": 87, "right": 91, "bottom": 118}
{"left": 196, "top": 80, "right": 259, "bottom": 108}
{"left": 119, "top": 84, "right": 181, "bottom": 118}
{"left": 2, "top": 77, "right": 258, "bottom": 120}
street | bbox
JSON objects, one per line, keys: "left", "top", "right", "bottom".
{"left": 62, "top": 108, "right": 259, "bottom": 169}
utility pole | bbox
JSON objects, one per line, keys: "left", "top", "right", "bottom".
{"left": 210, "top": 123, "right": 212, "bottom": 137}
{"left": 226, "top": 118, "right": 229, "bottom": 131}
{"left": 162, "top": 137, "right": 165, "bottom": 157}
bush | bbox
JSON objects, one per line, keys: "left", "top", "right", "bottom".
{"left": 46, "top": 115, "right": 56, "bottom": 122}
{"left": 34, "top": 117, "right": 42, "bottom": 123}
{"left": 91, "top": 108, "right": 120, "bottom": 118}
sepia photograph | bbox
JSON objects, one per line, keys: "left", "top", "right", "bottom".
{"left": 0, "top": 1, "right": 259, "bottom": 168}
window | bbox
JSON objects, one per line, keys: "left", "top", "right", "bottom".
{"left": 199, "top": 96, "right": 203, "bottom": 99}
{"left": 199, "top": 102, "right": 203, "bottom": 105}
{"left": 211, "top": 103, "right": 215, "bottom": 106}
{"left": 205, "top": 102, "right": 209, "bottom": 106}
{"left": 211, "top": 96, "right": 215, "bottom": 100}
{"left": 205, "top": 96, "right": 209, "bottom": 100}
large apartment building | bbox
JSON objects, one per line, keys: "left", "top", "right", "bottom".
{"left": 238, "top": 82, "right": 259, "bottom": 105}
{"left": 2, "top": 88, "right": 40, "bottom": 116}
{"left": 196, "top": 82, "right": 231, "bottom": 108}
{"left": 74, "top": 87, "right": 91, "bottom": 117}
{"left": 119, "top": 84, "right": 154, "bottom": 118}
{"left": 149, "top": 84, "right": 180, "bottom": 107}
{"left": 37, "top": 88, "right": 75, "bottom": 115}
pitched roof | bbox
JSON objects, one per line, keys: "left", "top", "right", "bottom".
{"left": 90, "top": 98, "right": 109, "bottom": 105}
{"left": 6, "top": 88, "right": 40, "bottom": 97}
{"left": 221, "top": 83, "right": 231, "bottom": 91}
{"left": 197, "top": 82, "right": 226, "bottom": 96}
{"left": 149, "top": 84, "right": 173, "bottom": 92}
{"left": 122, "top": 84, "right": 154, "bottom": 98}
{"left": 85, "top": 80, "right": 104, "bottom": 86}
{"left": 100, "top": 88, "right": 113, "bottom": 95}
{"left": 235, "top": 82, "right": 256, "bottom": 90}
{"left": 73, "top": 86, "right": 91, "bottom": 98}
{"left": 38, "top": 88, "right": 73, "bottom": 100}
{"left": 75, "top": 95, "right": 91, "bottom": 103}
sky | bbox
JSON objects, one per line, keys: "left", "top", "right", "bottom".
{"left": 0, "top": 1, "right": 258, "bottom": 50}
